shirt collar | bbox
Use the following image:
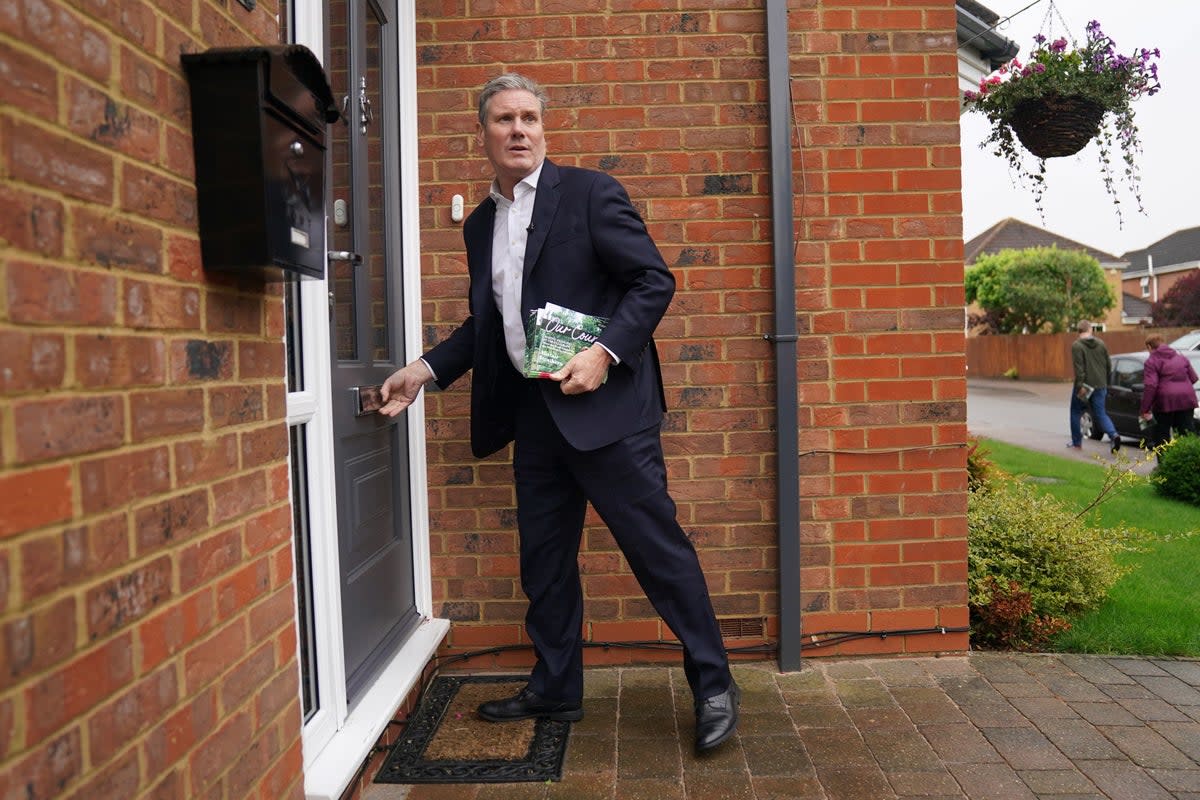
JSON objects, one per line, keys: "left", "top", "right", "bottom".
{"left": 489, "top": 162, "right": 544, "bottom": 205}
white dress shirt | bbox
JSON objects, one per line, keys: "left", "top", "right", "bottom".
{"left": 490, "top": 164, "right": 542, "bottom": 372}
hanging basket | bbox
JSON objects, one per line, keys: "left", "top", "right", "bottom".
{"left": 1008, "top": 93, "right": 1107, "bottom": 159}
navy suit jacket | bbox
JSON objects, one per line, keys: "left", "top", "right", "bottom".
{"left": 422, "top": 160, "right": 673, "bottom": 457}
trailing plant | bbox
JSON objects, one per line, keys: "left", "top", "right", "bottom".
{"left": 962, "top": 20, "right": 1161, "bottom": 223}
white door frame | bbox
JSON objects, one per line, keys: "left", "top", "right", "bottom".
{"left": 289, "top": 3, "right": 447, "bottom": 798}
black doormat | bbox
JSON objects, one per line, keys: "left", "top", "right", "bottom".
{"left": 374, "top": 675, "right": 573, "bottom": 784}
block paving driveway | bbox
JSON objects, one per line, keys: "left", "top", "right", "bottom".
{"left": 387, "top": 652, "right": 1200, "bottom": 799}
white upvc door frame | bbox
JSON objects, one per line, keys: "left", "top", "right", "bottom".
{"left": 289, "top": 3, "right": 447, "bottom": 799}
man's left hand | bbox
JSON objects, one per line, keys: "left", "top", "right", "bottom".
{"left": 549, "top": 344, "right": 613, "bottom": 395}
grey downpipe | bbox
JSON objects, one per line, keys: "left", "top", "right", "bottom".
{"left": 765, "top": 0, "right": 801, "bottom": 671}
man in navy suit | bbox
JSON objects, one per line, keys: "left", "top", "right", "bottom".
{"left": 379, "top": 73, "right": 738, "bottom": 753}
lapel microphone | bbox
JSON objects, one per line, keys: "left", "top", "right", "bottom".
{"left": 526, "top": 222, "right": 535, "bottom": 232}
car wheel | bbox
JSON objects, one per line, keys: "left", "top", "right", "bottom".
{"left": 1080, "top": 409, "right": 1103, "bottom": 441}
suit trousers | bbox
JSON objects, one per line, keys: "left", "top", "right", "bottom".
{"left": 512, "top": 380, "right": 732, "bottom": 704}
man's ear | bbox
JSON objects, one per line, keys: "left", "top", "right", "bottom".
{"left": 475, "top": 122, "right": 484, "bottom": 147}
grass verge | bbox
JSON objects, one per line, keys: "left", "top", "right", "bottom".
{"left": 978, "top": 438, "right": 1200, "bottom": 657}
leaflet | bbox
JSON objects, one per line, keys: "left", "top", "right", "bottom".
{"left": 523, "top": 302, "right": 609, "bottom": 378}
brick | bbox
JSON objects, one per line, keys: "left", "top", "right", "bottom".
{"left": 209, "top": 472, "right": 269, "bottom": 525}
{"left": 75, "top": 334, "right": 167, "bottom": 389}
{"left": 207, "top": 293, "right": 264, "bottom": 335}
{"left": 125, "top": 278, "right": 201, "bottom": 330}
{"left": 226, "top": 724, "right": 278, "bottom": 799}
{"left": 0, "top": 184, "right": 64, "bottom": 257}
{"left": 62, "top": 748, "right": 140, "bottom": 800}
{"left": 0, "top": 42, "right": 58, "bottom": 119}
{"left": 0, "top": 728, "right": 82, "bottom": 800}
{"left": 20, "top": 515, "right": 130, "bottom": 603}
{"left": 166, "top": 233, "right": 204, "bottom": 282}
{"left": 184, "top": 622, "right": 246, "bottom": 693}
{"left": 7, "top": 260, "right": 119, "bottom": 326}
{"left": 0, "top": 695, "right": 11, "bottom": 758}
{"left": 243, "top": 504, "right": 291, "bottom": 558}
{"left": 173, "top": 434, "right": 239, "bottom": 488}
{"left": 240, "top": 424, "right": 288, "bottom": 469}
{"left": 25, "top": 633, "right": 134, "bottom": 747}
{"left": 179, "top": 527, "right": 241, "bottom": 593}
{"left": 142, "top": 688, "right": 217, "bottom": 775}
{"left": 130, "top": 388, "right": 205, "bottom": 441}
{"left": 120, "top": 162, "right": 197, "bottom": 227}
{"left": 257, "top": 738, "right": 304, "bottom": 800}
{"left": 2, "top": 595, "right": 76, "bottom": 685}
{"left": 171, "top": 339, "right": 235, "bottom": 383}
{"left": 4, "top": 118, "right": 113, "bottom": 203}
{"left": 65, "top": 76, "right": 160, "bottom": 162}
{"left": 86, "top": 554, "right": 173, "bottom": 639}
{"left": 70, "top": 206, "right": 163, "bottom": 272}
{"left": 134, "top": 489, "right": 209, "bottom": 555}
{"left": 238, "top": 340, "right": 286, "bottom": 379}
{"left": 118, "top": 42, "right": 168, "bottom": 108}
{"left": 136, "top": 590, "right": 216, "bottom": 674}
{"left": 79, "top": 447, "right": 170, "bottom": 514}
{"left": 0, "top": 464, "right": 72, "bottom": 539}
{"left": 215, "top": 558, "right": 270, "bottom": 620}
{"left": 189, "top": 710, "right": 254, "bottom": 795}
{"left": 220, "top": 641, "right": 275, "bottom": 714}
{"left": 87, "top": 665, "right": 177, "bottom": 765}
{"left": 249, "top": 585, "right": 294, "bottom": 645}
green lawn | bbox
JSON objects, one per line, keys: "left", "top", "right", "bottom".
{"left": 977, "top": 438, "right": 1200, "bottom": 656}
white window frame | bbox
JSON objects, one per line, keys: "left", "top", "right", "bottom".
{"left": 289, "top": 3, "right": 447, "bottom": 798}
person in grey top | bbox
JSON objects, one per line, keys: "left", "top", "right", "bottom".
{"left": 1069, "top": 320, "right": 1121, "bottom": 453}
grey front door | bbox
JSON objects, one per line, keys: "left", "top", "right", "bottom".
{"left": 327, "top": 0, "right": 419, "bottom": 703}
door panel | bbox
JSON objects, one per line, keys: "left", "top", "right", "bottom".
{"left": 327, "top": 0, "right": 418, "bottom": 704}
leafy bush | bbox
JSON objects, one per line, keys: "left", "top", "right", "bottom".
{"left": 968, "top": 479, "right": 1135, "bottom": 649}
{"left": 1152, "top": 434, "right": 1200, "bottom": 506}
{"left": 966, "top": 438, "right": 999, "bottom": 493}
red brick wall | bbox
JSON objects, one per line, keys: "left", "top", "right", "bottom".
{"left": 0, "top": 2, "right": 304, "bottom": 798}
{"left": 414, "top": 0, "right": 970, "bottom": 667}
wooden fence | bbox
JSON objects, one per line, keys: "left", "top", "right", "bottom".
{"left": 966, "top": 328, "right": 1195, "bottom": 381}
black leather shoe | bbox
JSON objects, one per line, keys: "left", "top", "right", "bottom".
{"left": 1111, "top": 434, "right": 1122, "bottom": 453}
{"left": 694, "top": 682, "right": 739, "bottom": 753}
{"left": 477, "top": 687, "right": 583, "bottom": 722}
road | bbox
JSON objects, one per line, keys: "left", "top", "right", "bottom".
{"left": 966, "top": 377, "right": 1156, "bottom": 474}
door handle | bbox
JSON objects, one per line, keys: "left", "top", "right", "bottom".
{"left": 351, "top": 385, "right": 385, "bottom": 417}
{"left": 328, "top": 250, "right": 363, "bottom": 266}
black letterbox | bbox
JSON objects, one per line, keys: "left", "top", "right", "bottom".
{"left": 182, "top": 45, "right": 339, "bottom": 280}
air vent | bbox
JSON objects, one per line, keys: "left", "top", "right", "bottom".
{"left": 718, "top": 616, "right": 765, "bottom": 639}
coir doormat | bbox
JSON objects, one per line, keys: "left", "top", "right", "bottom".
{"left": 374, "top": 675, "right": 573, "bottom": 784}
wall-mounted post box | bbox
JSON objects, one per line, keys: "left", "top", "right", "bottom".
{"left": 182, "top": 45, "right": 339, "bottom": 280}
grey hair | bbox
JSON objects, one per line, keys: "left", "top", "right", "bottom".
{"left": 1076, "top": 319, "right": 1093, "bottom": 333}
{"left": 477, "top": 73, "right": 549, "bottom": 125}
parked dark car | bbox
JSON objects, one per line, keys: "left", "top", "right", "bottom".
{"left": 1080, "top": 350, "right": 1200, "bottom": 443}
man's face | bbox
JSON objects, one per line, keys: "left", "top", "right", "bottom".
{"left": 477, "top": 89, "right": 546, "bottom": 194}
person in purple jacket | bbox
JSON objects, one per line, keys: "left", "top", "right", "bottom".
{"left": 1140, "top": 334, "right": 1199, "bottom": 452}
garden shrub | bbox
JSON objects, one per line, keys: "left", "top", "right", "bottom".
{"left": 966, "top": 437, "right": 999, "bottom": 493}
{"left": 968, "top": 479, "right": 1135, "bottom": 650}
{"left": 1152, "top": 434, "right": 1200, "bottom": 506}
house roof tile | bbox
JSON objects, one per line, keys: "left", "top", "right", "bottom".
{"left": 964, "top": 217, "right": 1124, "bottom": 265}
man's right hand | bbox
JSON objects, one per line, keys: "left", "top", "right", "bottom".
{"left": 378, "top": 360, "right": 435, "bottom": 417}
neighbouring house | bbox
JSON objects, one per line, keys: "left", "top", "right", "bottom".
{"left": 1120, "top": 225, "right": 1200, "bottom": 314}
{"left": 955, "top": 0, "right": 1020, "bottom": 100}
{"left": 963, "top": 216, "right": 1131, "bottom": 332}
{"left": 1, "top": 1, "right": 994, "bottom": 798}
